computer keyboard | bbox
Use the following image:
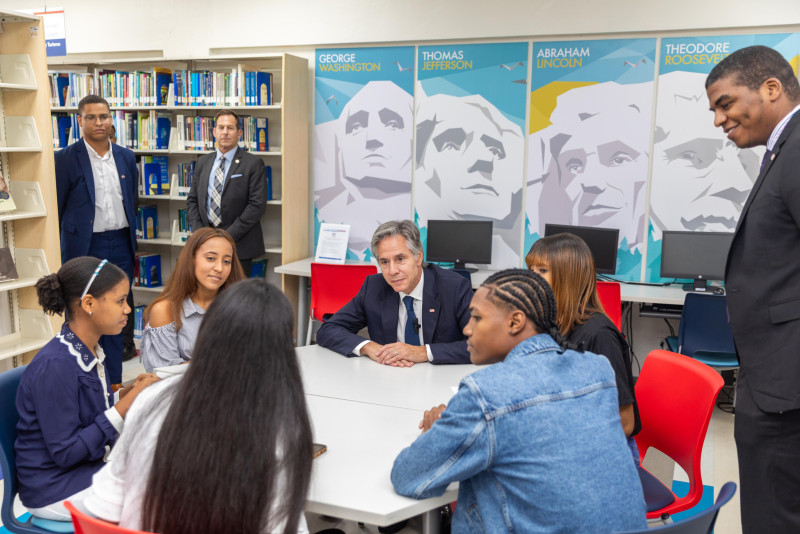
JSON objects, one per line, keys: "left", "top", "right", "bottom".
{"left": 651, "top": 303, "right": 684, "bottom": 314}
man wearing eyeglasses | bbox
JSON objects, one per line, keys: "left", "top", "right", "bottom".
{"left": 54, "top": 95, "right": 138, "bottom": 389}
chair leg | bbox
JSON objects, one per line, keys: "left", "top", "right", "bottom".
{"left": 306, "top": 318, "right": 314, "bottom": 346}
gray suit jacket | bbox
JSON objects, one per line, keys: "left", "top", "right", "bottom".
{"left": 186, "top": 147, "right": 266, "bottom": 260}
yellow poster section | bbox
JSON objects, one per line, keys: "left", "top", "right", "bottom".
{"left": 529, "top": 81, "right": 596, "bottom": 135}
{"left": 791, "top": 54, "right": 800, "bottom": 76}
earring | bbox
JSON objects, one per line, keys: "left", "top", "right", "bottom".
{"left": 88, "top": 311, "right": 92, "bottom": 317}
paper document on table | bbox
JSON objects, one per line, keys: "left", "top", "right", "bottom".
{"left": 315, "top": 223, "right": 350, "bottom": 264}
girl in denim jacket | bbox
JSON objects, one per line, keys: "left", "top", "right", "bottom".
{"left": 392, "top": 269, "right": 646, "bottom": 533}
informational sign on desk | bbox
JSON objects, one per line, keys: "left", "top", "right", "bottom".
{"left": 315, "top": 223, "right": 350, "bottom": 264}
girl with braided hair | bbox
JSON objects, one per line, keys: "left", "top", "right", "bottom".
{"left": 391, "top": 268, "right": 646, "bottom": 532}
{"left": 526, "top": 233, "right": 641, "bottom": 460}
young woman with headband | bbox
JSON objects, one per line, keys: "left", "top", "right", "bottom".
{"left": 526, "top": 233, "right": 641, "bottom": 458}
{"left": 15, "top": 257, "right": 158, "bottom": 522}
{"left": 391, "top": 269, "right": 645, "bottom": 532}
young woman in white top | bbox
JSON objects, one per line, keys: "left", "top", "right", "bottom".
{"left": 140, "top": 227, "right": 245, "bottom": 372}
{"left": 85, "top": 279, "right": 313, "bottom": 533}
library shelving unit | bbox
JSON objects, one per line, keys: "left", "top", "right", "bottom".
{"left": 0, "top": 11, "right": 62, "bottom": 366}
{"left": 47, "top": 54, "right": 309, "bottom": 319}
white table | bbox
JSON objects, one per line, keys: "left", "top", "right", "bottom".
{"left": 277, "top": 257, "right": 689, "bottom": 343}
{"left": 298, "top": 344, "right": 476, "bottom": 411}
{"left": 305, "top": 395, "right": 457, "bottom": 529}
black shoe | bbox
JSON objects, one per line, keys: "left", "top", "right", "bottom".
{"left": 378, "top": 520, "right": 407, "bottom": 533}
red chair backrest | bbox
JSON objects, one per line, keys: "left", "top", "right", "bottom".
{"left": 64, "top": 501, "right": 148, "bottom": 534}
{"left": 634, "top": 350, "right": 724, "bottom": 514}
{"left": 310, "top": 263, "right": 378, "bottom": 322}
{"left": 596, "top": 281, "right": 622, "bottom": 331}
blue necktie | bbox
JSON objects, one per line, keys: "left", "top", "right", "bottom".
{"left": 403, "top": 295, "right": 420, "bottom": 346}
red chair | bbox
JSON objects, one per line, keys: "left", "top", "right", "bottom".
{"left": 63, "top": 502, "right": 147, "bottom": 534}
{"left": 306, "top": 262, "right": 378, "bottom": 345}
{"left": 596, "top": 281, "right": 622, "bottom": 330}
{"left": 634, "top": 350, "right": 724, "bottom": 520}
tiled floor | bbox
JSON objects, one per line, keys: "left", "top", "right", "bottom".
{"left": 2, "top": 357, "right": 743, "bottom": 533}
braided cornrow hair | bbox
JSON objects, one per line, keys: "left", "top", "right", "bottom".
{"left": 481, "top": 269, "right": 576, "bottom": 352}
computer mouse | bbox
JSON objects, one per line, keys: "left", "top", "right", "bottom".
{"left": 713, "top": 287, "right": 725, "bottom": 295}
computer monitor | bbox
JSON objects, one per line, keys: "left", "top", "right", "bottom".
{"left": 660, "top": 231, "right": 734, "bottom": 292}
{"left": 426, "top": 220, "right": 493, "bottom": 271}
{"left": 543, "top": 224, "right": 619, "bottom": 275}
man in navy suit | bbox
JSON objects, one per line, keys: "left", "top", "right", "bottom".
{"left": 317, "top": 220, "right": 472, "bottom": 365}
{"left": 706, "top": 46, "right": 800, "bottom": 533}
{"left": 55, "top": 95, "right": 138, "bottom": 386}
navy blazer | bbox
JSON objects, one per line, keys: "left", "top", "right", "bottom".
{"left": 55, "top": 139, "right": 138, "bottom": 265}
{"left": 317, "top": 264, "right": 473, "bottom": 364}
{"left": 185, "top": 147, "right": 266, "bottom": 260}
{"left": 725, "top": 111, "right": 800, "bottom": 413}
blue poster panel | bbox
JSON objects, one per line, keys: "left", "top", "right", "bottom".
{"left": 314, "top": 46, "right": 415, "bottom": 260}
{"left": 646, "top": 33, "right": 800, "bottom": 281}
{"left": 526, "top": 38, "right": 657, "bottom": 281}
{"left": 415, "top": 42, "right": 529, "bottom": 269}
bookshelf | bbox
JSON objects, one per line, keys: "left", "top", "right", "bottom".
{"left": 48, "top": 54, "right": 309, "bottom": 318}
{"left": 0, "top": 10, "right": 62, "bottom": 367}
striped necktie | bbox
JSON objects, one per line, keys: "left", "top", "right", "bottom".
{"left": 208, "top": 158, "right": 225, "bottom": 227}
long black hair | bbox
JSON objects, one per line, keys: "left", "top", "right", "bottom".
{"left": 141, "top": 279, "right": 313, "bottom": 534}
{"left": 482, "top": 268, "right": 575, "bottom": 351}
{"left": 35, "top": 256, "right": 127, "bottom": 316}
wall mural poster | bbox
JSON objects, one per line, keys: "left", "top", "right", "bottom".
{"left": 415, "top": 42, "right": 529, "bottom": 269}
{"left": 314, "top": 46, "right": 415, "bottom": 260}
{"left": 526, "top": 38, "right": 657, "bottom": 281}
{"left": 646, "top": 33, "right": 800, "bottom": 281}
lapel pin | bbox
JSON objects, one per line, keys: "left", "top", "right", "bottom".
{"left": 429, "top": 309, "right": 435, "bottom": 313}
{"left": 235, "top": 159, "right": 240, "bottom": 164}
{"left": 771, "top": 153, "right": 776, "bottom": 161}
{"left": 121, "top": 174, "right": 126, "bottom": 179}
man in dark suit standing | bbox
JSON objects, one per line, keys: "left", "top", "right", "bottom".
{"left": 55, "top": 95, "right": 138, "bottom": 387}
{"left": 317, "top": 220, "right": 472, "bottom": 365}
{"left": 186, "top": 110, "right": 266, "bottom": 274}
{"left": 706, "top": 46, "right": 800, "bottom": 533}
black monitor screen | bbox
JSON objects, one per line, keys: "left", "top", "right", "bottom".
{"left": 426, "top": 220, "right": 493, "bottom": 269}
{"left": 660, "top": 231, "right": 733, "bottom": 284}
{"left": 544, "top": 224, "right": 619, "bottom": 275}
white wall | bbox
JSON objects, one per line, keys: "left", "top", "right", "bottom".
{"left": 9, "top": 0, "right": 800, "bottom": 58}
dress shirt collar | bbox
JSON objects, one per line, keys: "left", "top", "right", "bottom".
{"left": 57, "top": 323, "right": 105, "bottom": 373}
{"left": 84, "top": 138, "right": 113, "bottom": 161}
{"left": 399, "top": 269, "right": 425, "bottom": 303}
{"left": 215, "top": 147, "right": 237, "bottom": 165}
{"left": 767, "top": 103, "right": 800, "bottom": 151}
{"left": 183, "top": 298, "right": 208, "bottom": 318}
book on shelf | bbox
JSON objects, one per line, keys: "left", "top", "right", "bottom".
{"left": 136, "top": 253, "right": 162, "bottom": 287}
{"left": 48, "top": 72, "right": 94, "bottom": 107}
{"left": 0, "top": 171, "right": 16, "bottom": 213}
{"left": 177, "top": 161, "right": 195, "bottom": 196}
{"left": 0, "top": 247, "right": 19, "bottom": 282}
{"left": 140, "top": 156, "right": 169, "bottom": 195}
{"left": 154, "top": 67, "right": 172, "bottom": 106}
{"left": 137, "top": 205, "right": 159, "bottom": 239}
{"left": 134, "top": 305, "right": 146, "bottom": 339}
{"left": 249, "top": 258, "right": 268, "bottom": 278}
{"left": 177, "top": 208, "right": 190, "bottom": 242}
{"left": 255, "top": 117, "right": 268, "bottom": 151}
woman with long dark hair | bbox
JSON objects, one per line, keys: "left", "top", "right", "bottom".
{"left": 16, "top": 257, "right": 158, "bottom": 522}
{"left": 140, "top": 227, "right": 245, "bottom": 372}
{"left": 85, "top": 279, "right": 313, "bottom": 534}
{"left": 392, "top": 269, "right": 646, "bottom": 532}
{"left": 526, "top": 233, "right": 641, "bottom": 454}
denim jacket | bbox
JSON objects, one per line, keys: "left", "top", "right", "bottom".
{"left": 391, "top": 334, "right": 646, "bottom": 533}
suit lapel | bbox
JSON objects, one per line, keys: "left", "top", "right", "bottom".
{"left": 421, "top": 267, "right": 440, "bottom": 345}
{"left": 734, "top": 112, "right": 800, "bottom": 234}
{"left": 111, "top": 144, "right": 132, "bottom": 218}
{"left": 381, "top": 283, "right": 399, "bottom": 343}
{"left": 222, "top": 147, "right": 243, "bottom": 196}
{"left": 76, "top": 140, "right": 96, "bottom": 207}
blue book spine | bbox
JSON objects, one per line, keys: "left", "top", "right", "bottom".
{"left": 265, "top": 164, "right": 273, "bottom": 201}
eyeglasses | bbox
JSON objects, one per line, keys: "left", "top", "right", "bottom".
{"left": 82, "top": 114, "right": 112, "bottom": 123}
